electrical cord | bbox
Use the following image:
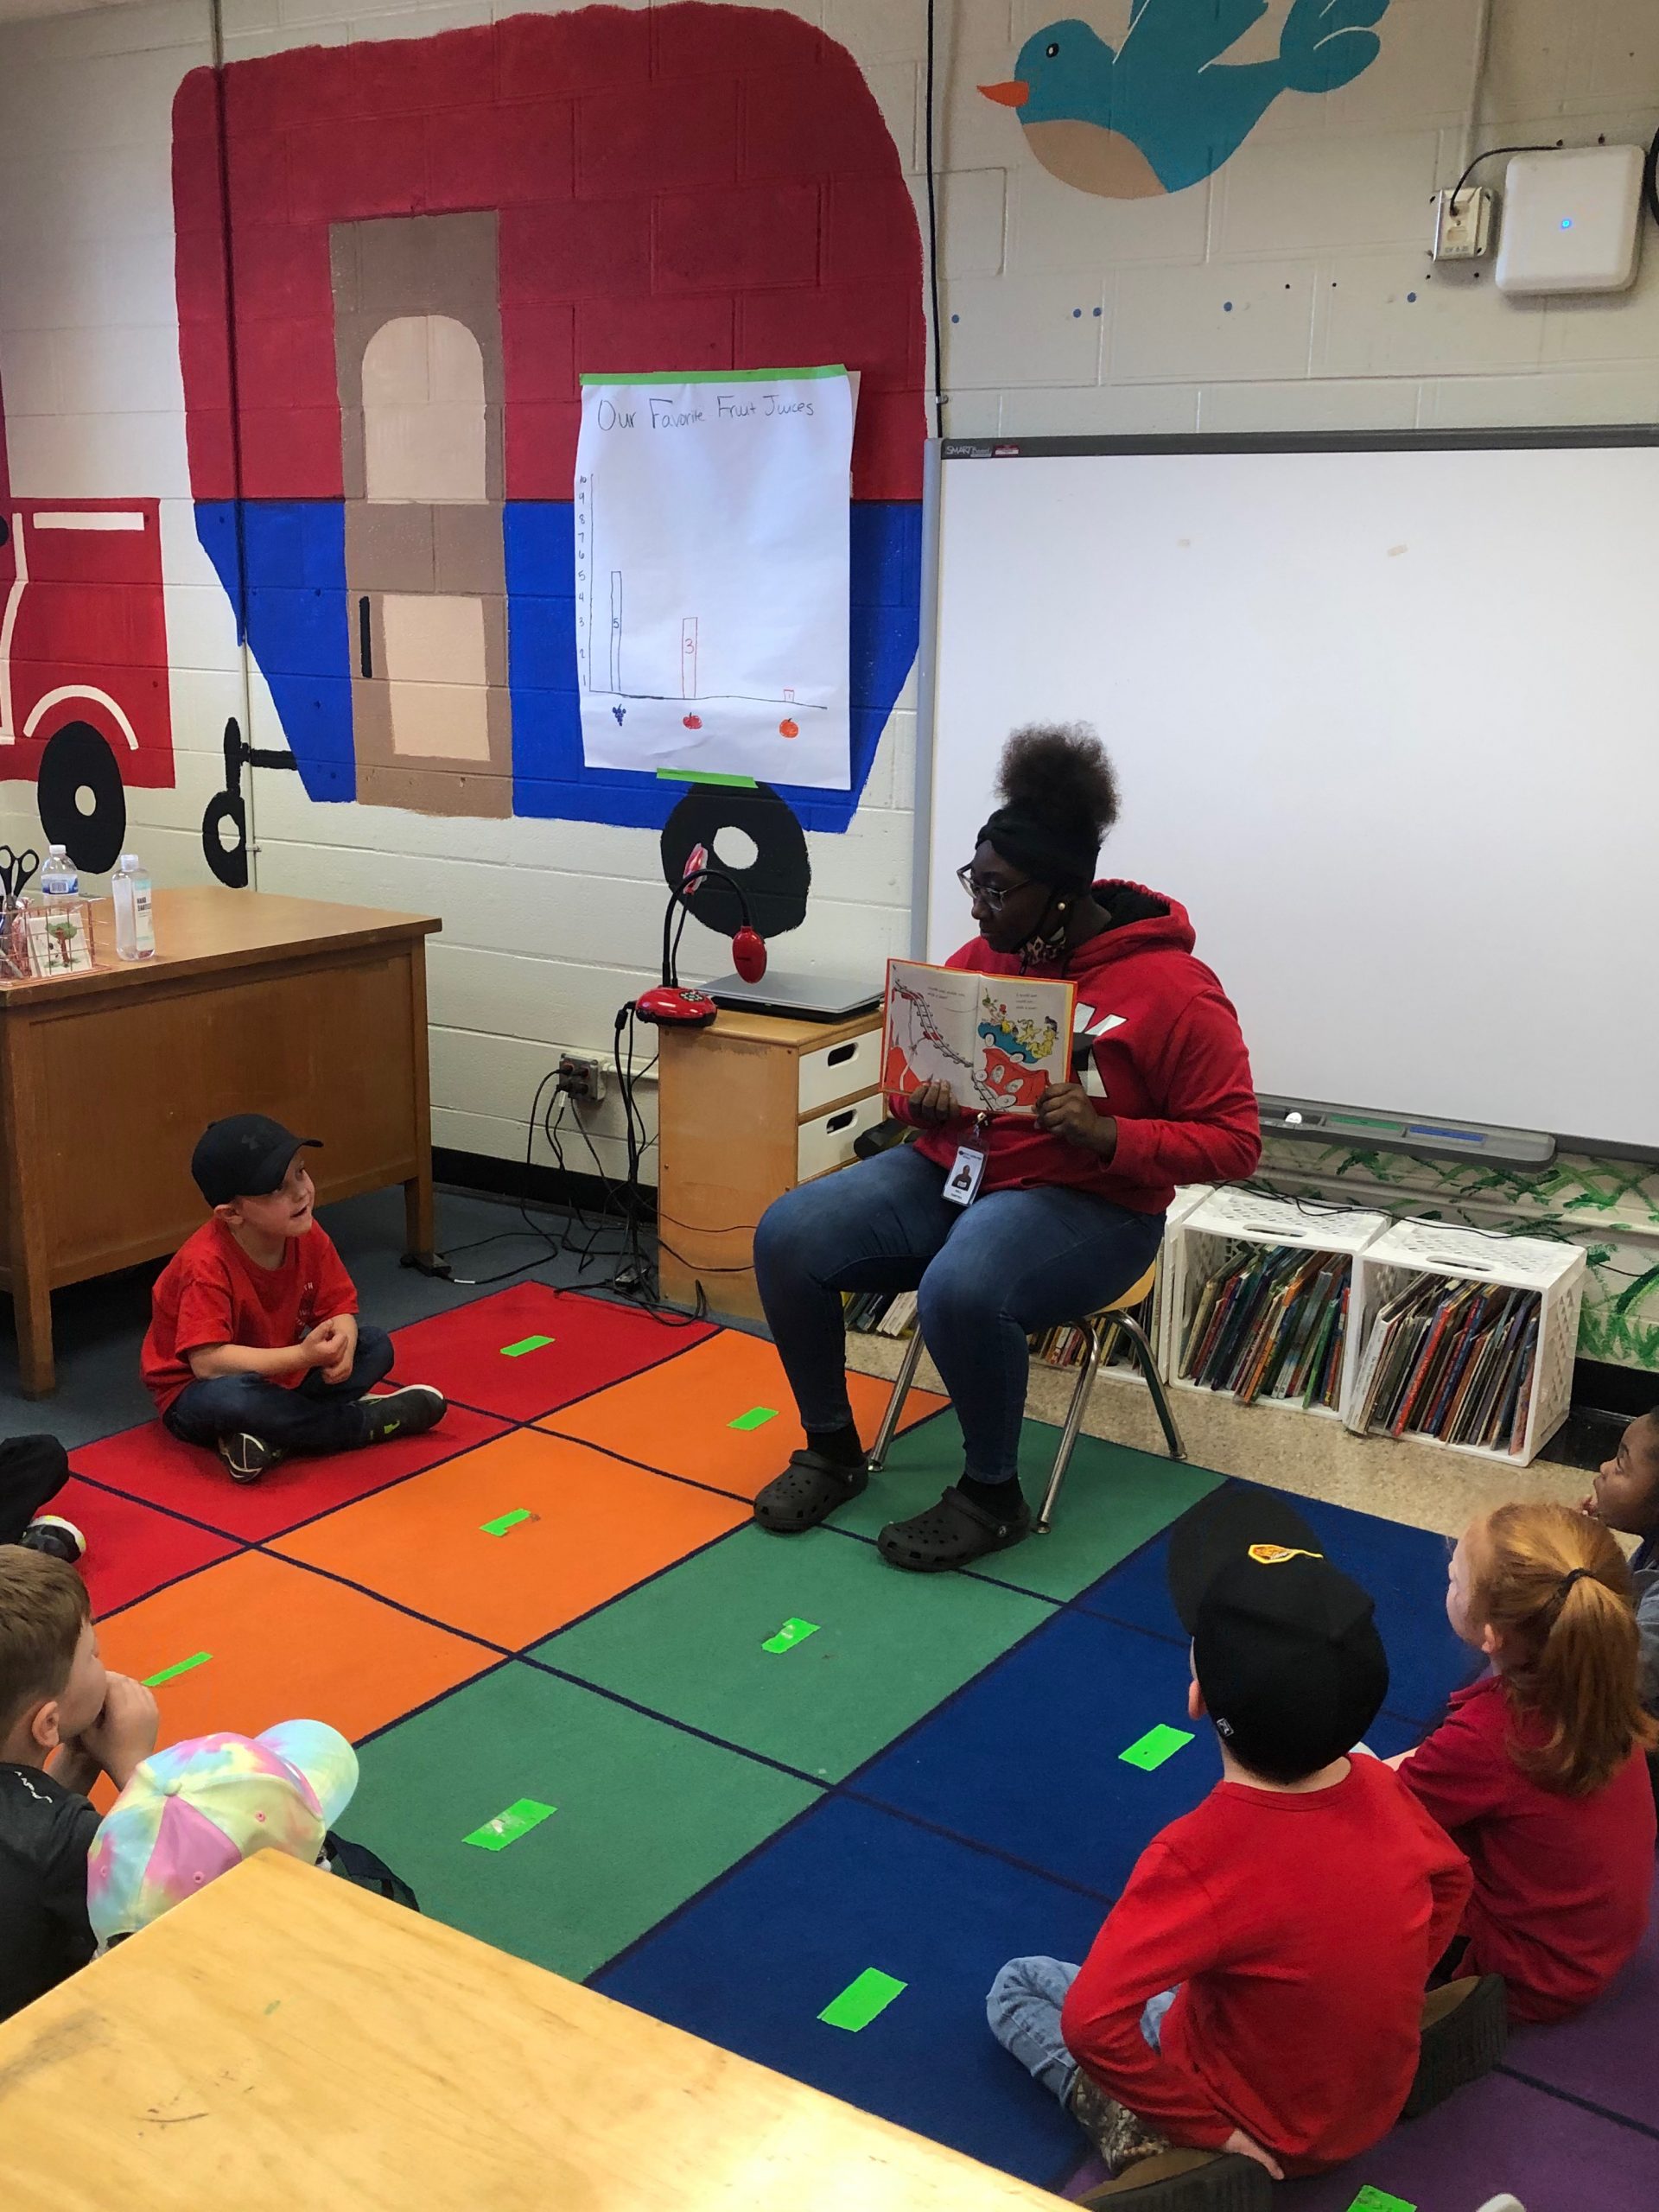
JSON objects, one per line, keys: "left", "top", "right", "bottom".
{"left": 924, "top": 0, "right": 944, "bottom": 438}
{"left": 1449, "top": 139, "right": 1562, "bottom": 207}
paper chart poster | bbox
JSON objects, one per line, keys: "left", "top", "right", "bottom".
{"left": 574, "top": 366, "right": 853, "bottom": 788}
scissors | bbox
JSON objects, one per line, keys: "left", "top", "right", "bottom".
{"left": 0, "top": 848, "right": 41, "bottom": 901}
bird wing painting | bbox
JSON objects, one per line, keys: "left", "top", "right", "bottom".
{"left": 980, "top": 0, "right": 1392, "bottom": 199}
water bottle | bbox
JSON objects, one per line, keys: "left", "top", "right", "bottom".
{"left": 111, "top": 852, "right": 156, "bottom": 961}
{"left": 38, "top": 844, "right": 78, "bottom": 905}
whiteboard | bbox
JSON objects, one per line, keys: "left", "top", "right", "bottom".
{"left": 925, "top": 435, "right": 1659, "bottom": 1154}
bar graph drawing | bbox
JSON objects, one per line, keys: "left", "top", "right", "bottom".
{"left": 574, "top": 369, "right": 854, "bottom": 789}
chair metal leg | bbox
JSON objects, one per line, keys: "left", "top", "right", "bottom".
{"left": 1037, "top": 1316, "right": 1116, "bottom": 1533}
{"left": 1118, "top": 1313, "right": 1186, "bottom": 1463}
{"left": 868, "top": 1328, "right": 926, "bottom": 1471}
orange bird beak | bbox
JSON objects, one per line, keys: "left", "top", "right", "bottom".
{"left": 978, "top": 79, "right": 1030, "bottom": 108}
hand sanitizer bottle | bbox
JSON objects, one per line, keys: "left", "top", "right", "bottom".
{"left": 111, "top": 853, "right": 156, "bottom": 961}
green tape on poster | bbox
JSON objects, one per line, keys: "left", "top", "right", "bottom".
{"left": 143, "top": 1652, "right": 211, "bottom": 1688}
{"left": 1119, "top": 1724, "right": 1193, "bottom": 1771}
{"left": 762, "top": 1618, "right": 819, "bottom": 1654}
{"left": 818, "top": 1968, "right": 906, "bottom": 2032}
{"left": 480, "top": 1510, "right": 532, "bottom": 1537}
{"left": 500, "top": 1334, "right": 554, "bottom": 1357}
{"left": 464, "top": 1798, "right": 556, "bottom": 1852}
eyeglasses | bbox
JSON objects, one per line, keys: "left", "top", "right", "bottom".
{"left": 957, "top": 863, "right": 1032, "bottom": 913}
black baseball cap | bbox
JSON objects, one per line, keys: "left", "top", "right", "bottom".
{"left": 1166, "top": 1486, "right": 1389, "bottom": 1781}
{"left": 192, "top": 1115, "right": 321, "bottom": 1208}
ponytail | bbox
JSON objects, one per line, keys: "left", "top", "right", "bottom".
{"left": 1473, "top": 1503, "right": 1658, "bottom": 1796}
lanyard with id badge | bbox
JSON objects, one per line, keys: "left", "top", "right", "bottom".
{"left": 944, "top": 1112, "right": 995, "bottom": 1207}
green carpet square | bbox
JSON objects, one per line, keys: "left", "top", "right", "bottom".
{"left": 534, "top": 1525, "right": 1052, "bottom": 1781}
{"left": 346, "top": 1662, "right": 817, "bottom": 1980}
{"left": 830, "top": 1415, "right": 1222, "bottom": 1602}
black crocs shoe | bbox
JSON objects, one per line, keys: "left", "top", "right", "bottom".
{"left": 1403, "top": 1972, "right": 1509, "bottom": 2119}
{"left": 19, "top": 1515, "right": 86, "bottom": 1565}
{"left": 753, "top": 1450, "right": 868, "bottom": 1534}
{"left": 877, "top": 1483, "right": 1031, "bottom": 1573}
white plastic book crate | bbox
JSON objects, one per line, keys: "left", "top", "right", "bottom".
{"left": 1347, "top": 1220, "right": 1586, "bottom": 1466}
{"left": 1153, "top": 1185, "right": 1213, "bottom": 1370}
{"left": 1161, "top": 1188, "right": 1390, "bottom": 1408}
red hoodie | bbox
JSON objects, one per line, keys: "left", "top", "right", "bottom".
{"left": 910, "top": 882, "right": 1260, "bottom": 1213}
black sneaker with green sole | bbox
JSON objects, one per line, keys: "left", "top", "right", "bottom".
{"left": 363, "top": 1385, "right": 446, "bottom": 1447}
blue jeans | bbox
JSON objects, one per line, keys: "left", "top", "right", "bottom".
{"left": 164, "top": 1325, "right": 395, "bottom": 1458}
{"left": 752, "top": 1143, "right": 1165, "bottom": 1482}
{"left": 987, "top": 1955, "right": 1177, "bottom": 2103}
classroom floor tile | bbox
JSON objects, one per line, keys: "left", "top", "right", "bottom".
{"left": 534, "top": 1522, "right": 1052, "bottom": 1781}
{"left": 1504, "top": 1871, "right": 1659, "bottom": 2130}
{"left": 830, "top": 1418, "right": 1222, "bottom": 1604}
{"left": 345, "top": 1661, "right": 820, "bottom": 1981}
{"left": 54, "top": 1475, "right": 240, "bottom": 1617}
{"left": 388, "top": 1283, "right": 716, "bottom": 1421}
{"left": 594, "top": 1793, "right": 1106, "bottom": 2189}
{"left": 854, "top": 1607, "right": 1210, "bottom": 1897}
{"left": 94, "top": 1550, "right": 498, "bottom": 1757}
{"left": 69, "top": 1404, "right": 510, "bottom": 1542}
{"left": 1075, "top": 1482, "right": 1476, "bottom": 1728}
{"left": 539, "top": 1329, "right": 946, "bottom": 1500}
{"left": 1272, "top": 2067, "right": 1658, "bottom": 2212}
{"left": 274, "top": 1429, "right": 749, "bottom": 1647}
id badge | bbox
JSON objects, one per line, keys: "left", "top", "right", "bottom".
{"left": 943, "top": 1143, "right": 988, "bottom": 1208}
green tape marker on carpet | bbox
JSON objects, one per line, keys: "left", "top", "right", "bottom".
{"left": 143, "top": 1651, "right": 211, "bottom": 1688}
{"left": 729, "top": 1406, "right": 779, "bottom": 1432}
{"left": 463, "top": 1798, "right": 556, "bottom": 1852}
{"left": 1344, "top": 2190, "right": 1416, "bottom": 2212}
{"left": 480, "top": 1509, "right": 532, "bottom": 1537}
{"left": 818, "top": 1967, "right": 906, "bottom": 2031}
{"left": 500, "top": 1334, "right": 554, "bottom": 1357}
{"left": 1119, "top": 1724, "right": 1194, "bottom": 1771}
{"left": 762, "top": 1617, "right": 819, "bottom": 1654}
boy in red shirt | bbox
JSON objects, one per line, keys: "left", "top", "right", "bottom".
{"left": 988, "top": 1490, "right": 1491, "bottom": 2205}
{"left": 143, "top": 1115, "right": 444, "bottom": 1482}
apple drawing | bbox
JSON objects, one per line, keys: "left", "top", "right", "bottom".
{"left": 779, "top": 717, "right": 799, "bottom": 738}
{"left": 683, "top": 714, "right": 702, "bottom": 729}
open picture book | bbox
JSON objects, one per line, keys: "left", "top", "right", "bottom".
{"left": 882, "top": 959, "right": 1074, "bottom": 1117}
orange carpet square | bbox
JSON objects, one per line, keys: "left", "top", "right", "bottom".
{"left": 273, "top": 1430, "right": 749, "bottom": 1646}
{"left": 70, "top": 1403, "right": 509, "bottom": 1541}
{"left": 94, "top": 1551, "right": 497, "bottom": 1762}
{"left": 538, "top": 1334, "right": 947, "bottom": 1502}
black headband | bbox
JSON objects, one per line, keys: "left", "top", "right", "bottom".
{"left": 977, "top": 804, "right": 1100, "bottom": 891}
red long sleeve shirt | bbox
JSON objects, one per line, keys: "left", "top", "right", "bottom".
{"left": 910, "top": 882, "right": 1261, "bottom": 1212}
{"left": 1059, "top": 1758, "right": 1471, "bottom": 2174}
{"left": 1398, "top": 1673, "right": 1656, "bottom": 2023}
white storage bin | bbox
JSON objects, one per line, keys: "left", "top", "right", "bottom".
{"left": 797, "top": 1091, "right": 886, "bottom": 1181}
{"left": 798, "top": 1027, "right": 882, "bottom": 1115}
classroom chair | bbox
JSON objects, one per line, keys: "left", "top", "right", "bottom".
{"left": 868, "top": 1262, "right": 1185, "bottom": 1532}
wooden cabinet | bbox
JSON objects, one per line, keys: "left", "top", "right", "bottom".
{"left": 656, "top": 1005, "right": 883, "bottom": 1320}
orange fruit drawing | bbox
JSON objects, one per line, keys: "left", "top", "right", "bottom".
{"left": 779, "top": 717, "right": 799, "bottom": 738}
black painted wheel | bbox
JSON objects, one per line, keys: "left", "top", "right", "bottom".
{"left": 201, "top": 788, "right": 250, "bottom": 889}
{"left": 659, "top": 781, "right": 810, "bottom": 941}
{"left": 37, "top": 721, "right": 127, "bottom": 876}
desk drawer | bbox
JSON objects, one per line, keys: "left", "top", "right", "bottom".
{"left": 798, "top": 1027, "right": 881, "bottom": 1116}
{"left": 797, "top": 1090, "right": 884, "bottom": 1181}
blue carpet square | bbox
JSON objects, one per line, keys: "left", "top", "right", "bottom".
{"left": 1074, "top": 1484, "right": 1476, "bottom": 1729}
{"left": 593, "top": 1795, "right": 1104, "bottom": 2188}
{"left": 854, "top": 1609, "right": 1215, "bottom": 1897}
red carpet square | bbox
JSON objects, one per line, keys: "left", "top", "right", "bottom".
{"left": 70, "top": 1403, "right": 508, "bottom": 1541}
{"left": 53, "top": 1476, "right": 240, "bottom": 1617}
{"left": 387, "top": 1283, "right": 715, "bottom": 1421}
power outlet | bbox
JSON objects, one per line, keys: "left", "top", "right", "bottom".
{"left": 556, "top": 1054, "right": 604, "bottom": 1104}
{"left": 1432, "top": 185, "right": 1496, "bottom": 261}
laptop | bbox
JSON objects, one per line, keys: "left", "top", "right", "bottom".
{"left": 703, "top": 969, "right": 883, "bottom": 1022}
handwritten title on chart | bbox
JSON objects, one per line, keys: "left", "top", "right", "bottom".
{"left": 591, "top": 391, "right": 819, "bottom": 432}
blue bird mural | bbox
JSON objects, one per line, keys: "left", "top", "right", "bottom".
{"left": 980, "top": 0, "right": 1391, "bottom": 199}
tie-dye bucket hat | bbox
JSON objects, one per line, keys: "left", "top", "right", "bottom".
{"left": 87, "top": 1720, "right": 358, "bottom": 1944}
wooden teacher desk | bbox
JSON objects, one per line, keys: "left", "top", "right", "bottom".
{"left": 0, "top": 1851, "right": 1060, "bottom": 2212}
{"left": 0, "top": 887, "right": 439, "bottom": 1396}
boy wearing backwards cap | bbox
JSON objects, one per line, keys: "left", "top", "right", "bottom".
{"left": 988, "top": 1490, "right": 1493, "bottom": 2208}
{"left": 143, "top": 1114, "right": 446, "bottom": 1483}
